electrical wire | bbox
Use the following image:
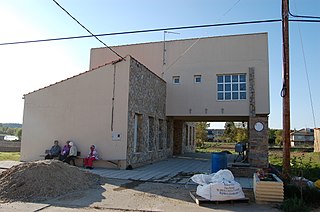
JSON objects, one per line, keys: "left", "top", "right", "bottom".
{"left": 290, "top": 19, "right": 320, "bottom": 23}
{"left": 0, "top": 19, "right": 282, "bottom": 46}
{"left": 293, "top": 0, "right": 317, "bottom": 128}
{"left": 289, "top": 10, "right": 320, "bottom": 19}
{"left": 217, "top": 0, "right": 241, "bottom": 21}
{"left": 163, "top": 0, "right": 241, "bottom": 72}
{"left": 166, "top": 38, "right": 201, "bottom": 71}
{"left": 52, "top": 0, "right": 124, "bottom": 60}
{"left": 288, "top": 4, "right": 320, "bottom": 20}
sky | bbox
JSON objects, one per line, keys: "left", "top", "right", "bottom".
{"left": 0, "top": 0, "right": 319, "bottom": 130}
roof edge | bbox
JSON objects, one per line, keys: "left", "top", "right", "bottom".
{"left": 23, "top": 57, "right": 127, "bottom": 97}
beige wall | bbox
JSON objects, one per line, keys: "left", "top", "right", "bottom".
{"left": 21, "top": 57, "right": 131, "bottom": 161}
{"left": 90, "top": 33, "right": 270, "bottom": 118}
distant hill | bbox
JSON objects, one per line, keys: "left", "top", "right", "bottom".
{"left": 1, "top": 123, "right": 22, "bottom": 128}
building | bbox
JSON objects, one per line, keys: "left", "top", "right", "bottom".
{"left": 21, "top": 33, "right": 270, "bottom": 168}
{"left": 206, "top": 129, "right": 225, "bottom": 142}
{"left": 290, "top": 128, "right": 314, "bottom": 147}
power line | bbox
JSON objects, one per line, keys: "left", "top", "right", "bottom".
{"left": 1, "top": 18, "right": 318, "bottom": 47}
{"left": 293, "top": 0, "right": 317, "bottom": 128}
{"left": 52, "top": 0, "right": 124, "bottom": 60}
{"left": 217, "top": 0, "right": 241, "bottom": 21}
{"left": 289, "top": 5, "right": 320, "bottom": 19}
{"left": 0, "top": 19, "right": 281, "bottom": 46}
{"left": 290, "top": 19, "right": 320, "bottom": 23}
{"left": 289, "top": 10, "right": 320, "bottom": 19}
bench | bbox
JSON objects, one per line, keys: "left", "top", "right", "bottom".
{"left": 41, "top": 150, "right": 81, "bottom": 165}
{"left": 41, "top": 149, "right": 59, "bottom": 159}
{"left": 69, "top": 151, "right": 81, "bottom": 166}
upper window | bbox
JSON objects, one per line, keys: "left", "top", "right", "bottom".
{"left": 172, "top": 76, "right": 180, "bottom": 84}
{"left": 194, "top": 75, "right": 202, "bottom": 83}
{"left": 217, "top": 74, "right": 246, "bottom": 101}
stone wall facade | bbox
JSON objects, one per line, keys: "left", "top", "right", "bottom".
{"left": 247, "top": 67, "right": 269, "bottom": 168}
{"left": 126, "top": 57, "right": 171, "bottom": 167}
{"left": 248, "top": 116, "right": 269, "bottom": 168}
{"left": 173, "top": 121, "right": 183, "bottom": 155}
{"left": 173, "top": 121, "right": 196, "bottom": 155}
{"left": 182, "top": 122, "right": 196, "bottom": 153}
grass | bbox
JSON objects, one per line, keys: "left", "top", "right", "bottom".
{"left": 196, "top": 142, "right": 236, "bottom": 154}
{"left": 269, "top": 151, "right": 320, "bottom": 167}
{"left": 269, "top": 151, "right": 320, "bottom": 182}
{"left": 196, "top": 142, "right": 320, "bottom": 181}
{"left": 0, "top": 152, "right": 20, "bottom": 161}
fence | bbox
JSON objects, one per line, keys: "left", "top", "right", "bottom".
{"left": 0, "top": 141, "right": 21, "bottom": 152}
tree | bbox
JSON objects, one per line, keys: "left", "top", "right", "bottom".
{"left": 235, "top": 128, "right": 248, "bottom": 142}
{"left": 268, "top": 129, "right": 277, "bottom": 144}
{"left": 6, "top": 128, "right": 16, "bottom": 136}
{"left": 224, "top": 122, "right": 236, "bottom": 142}
{"left": 16, "top": 128, "right": 22, "bottom": 140}
{"left": 196, "top": 122, "right": 208, "bottom": 147}
{"left": 275, "top": 130, "right": 283, "bottom": 146}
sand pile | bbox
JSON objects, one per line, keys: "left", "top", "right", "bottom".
{"left": 0, "top": 160, "right": 102, "bottom": 202}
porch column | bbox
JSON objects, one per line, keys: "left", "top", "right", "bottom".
{"left": 248, "top": 116, "right": 269, "bottom": 168}
{"left": 248, "top": 67, "right": 269, "bottom": 168}
{"left": 173, "top": 121, "right": 183, "bottom": 155}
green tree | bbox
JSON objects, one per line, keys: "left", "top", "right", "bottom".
{"left": 275, "top": 130, "right": 283, "bottom": 146}
{"left": 196, "top": 122, "right": 208, "bottom": 147}
{"left": 16, "top": 128, "right": 22, "bottom": 140}
{"left": 235, "top": 128, "right": 248, "bottom": 142}
{"left": 224, "top": 122, "right": 236, "bottom": 142}
{"left": 1, "top": 126, "right": 8, "bottom": 134}
{"left": 6, "top": 128, "right": 16, "bottom": 135}
{"left": 269, "top": 128, "right": 277, "bottom": 144}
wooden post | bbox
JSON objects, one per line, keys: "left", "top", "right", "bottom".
{"left": 314, "top": 128, "right": 320, "bottom": 152}
{"left": 282, "top": 0, "right": 291, "bottom": 180}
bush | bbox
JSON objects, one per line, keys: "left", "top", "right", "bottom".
{"left": 280, "top": 196, "right": 310, "bottom": 212}
{"left": 284, "top": 184, "right": 320, "bottom": 210}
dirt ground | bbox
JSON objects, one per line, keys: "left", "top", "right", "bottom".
{"left": 0, "top": 177, "right": 281, "bottom": 212}
{"left": 0, "top": 160, "right": 282, "bottom": 211}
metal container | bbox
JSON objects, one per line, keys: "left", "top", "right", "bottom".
{"left": 235, "top": 143, "right": 246, "bottom": 153}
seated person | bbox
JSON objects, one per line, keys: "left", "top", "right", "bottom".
{"left": 83, "top": 145, "right": 99, "bottom": 169}
{"left": 59, "top": 140, "right": 70, "bottom": 161}
{"left": 45, "top": 140, "right": 61, "bottom": 159}
{"left": 65, "top": 141, "right": 78, "bottom": 165}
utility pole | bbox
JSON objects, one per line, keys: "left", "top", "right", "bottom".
{"left": 282, "top": 0, "right": 291, "bottom": 180}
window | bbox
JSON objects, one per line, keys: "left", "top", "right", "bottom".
{"left": 133, "top": 113, "right": 142, "bottom": 152}
{"left": 166, "top": 120, "right": 171, "bottom": 148}
{"left": 217, "top": 74, "right": 246, "bottom": 101}
{"left": 158, "top": 119, "right": 164, "bottom": 150}
{"left": 185, "top": 125, "right": 189, "bottom": 146}
{"left": 148, "top": 117, "right": 154, "bottom": 151}
{"left": 194, "top": 75, "right": 202, "bottom": 83}
{"left": 172, "top": 76, "right": 180, "bottom": 84}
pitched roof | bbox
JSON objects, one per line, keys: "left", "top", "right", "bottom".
{"left": 23, "top": 57, "right": 125, "bottom": 97}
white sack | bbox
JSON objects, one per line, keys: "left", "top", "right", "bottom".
{"left": 191, "top": 173, "right": 215, "bottom": 185}
{"left": 192, "top": 169, "right": 245, "bottom": 201}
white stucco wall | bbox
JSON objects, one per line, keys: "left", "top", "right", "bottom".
{"left": 90, "top": 33, "right": 270, "bottom": 118}
{"left": 21, "top": 58, "right": 130, "bottom": 161}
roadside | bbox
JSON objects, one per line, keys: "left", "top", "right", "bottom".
{"left": 0, "top": 158, "right": 281, "bottom": 212}
{"left": 0, "top": 178, "right": 280, "bottom": 212}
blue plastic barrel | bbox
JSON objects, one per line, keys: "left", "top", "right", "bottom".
{"left": 211, "top": 152, "right": 227, "bottom": 173}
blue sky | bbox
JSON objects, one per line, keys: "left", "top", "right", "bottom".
{"left": 0, "top": 0, "right": 319, "bottom": 129}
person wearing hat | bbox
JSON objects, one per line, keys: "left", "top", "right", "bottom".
{"left": 83, "top": 145, "right": 99, "bottom": 169}
{"left": 65, "top": 141, "right": 78, "bottom": 165}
